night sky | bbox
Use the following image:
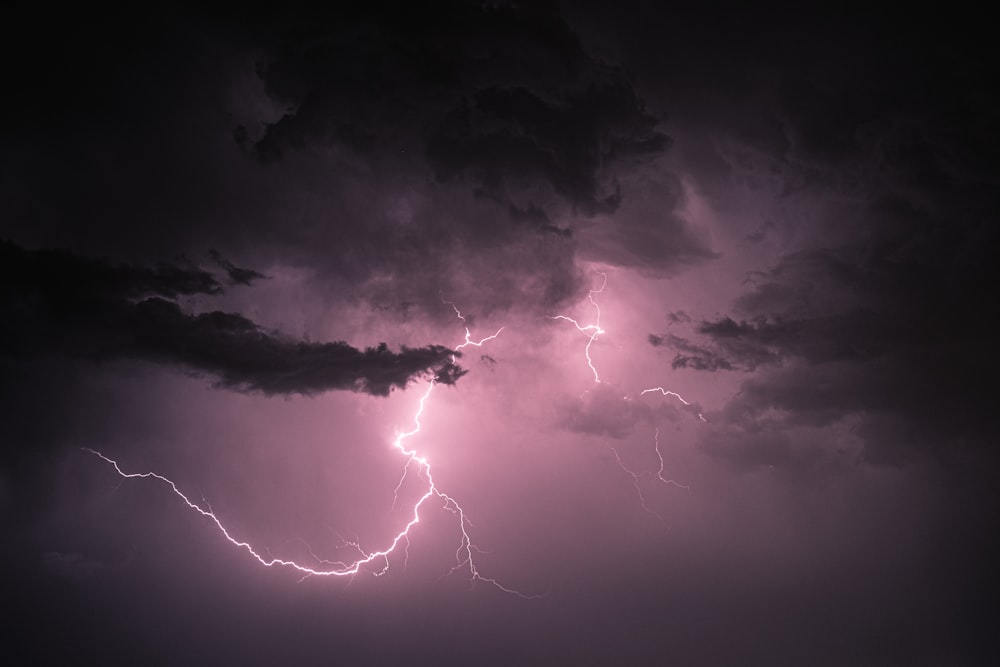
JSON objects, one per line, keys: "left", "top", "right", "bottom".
{"left": 3, "top": 3, "right": 998, "bottom": 665}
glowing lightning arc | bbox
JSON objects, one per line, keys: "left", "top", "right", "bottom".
{"left": 652, "top": 427, "right": 690, "bottom": 490}
{"left": 85, "top": 306, "right": 537, "bottom": 598}
{"left": 442, "top": 296, "right": 505, "bottom": 355}
{"left": 551, "top": 269, "right": 607, "bottom": 383}
{"left": 641, "top": 386, "right": 707, "bottom": 422}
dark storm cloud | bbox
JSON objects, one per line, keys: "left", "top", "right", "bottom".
{"left": 598, "top": 4, "right": 1000, "bottom": 468}
{"left": 426, "top": 79, "right": 665, "bottom": 217}
{"left": 0, "top": 241, "right": 463, "bottom": 397}
{"left": 665, "top": 310, "right": 691, "bottom": 325}
{"left": 0, "top": 2, "right": 708, "bottom": 323}
{"left": 575, "top": 170, "right": 717, "bottom": 275}
{"left": 506, "top": 202, "right": 571, "bottom": 236}
{"left": 248, "top": 1, "right": 668, "bottom": 222}
{"left": 208, "top": 249, "right": 268, "bottom": 286}
{"left": 658, "top": 310, "right": 893, "bottom": 373}
{"left": 693, "top": 235, "right": 998, "bottom": 465}
{"left": 651, "top": 333, "right": 739, "bottom": 372}
{"left": 112, "top": 300, "right": 465, "bottom": 396}
{"left": 3, "top": 5, "right": 999, "bottom": 666}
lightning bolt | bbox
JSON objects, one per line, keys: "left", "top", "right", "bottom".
{"left": 651, "top": 427, "right": 689, "bottom": 490}
{"left": 84, "top": 270, "right": 706, "bottom": 591}
{"left": 612, "top": 428, "right": 689, "bottom": 520}
{"left": 611, "top": 446, "right": 661, "bottom": 519}
{"left": 551, "top": 269, "right": 607, "bottom": 383}
{"left": 640, "top": 386, "right": 707, "bottom": 422}
{"left": 443, "top": 296, "right": 505, "bottom": 354}
{"left": 85, "top": 305, "right": 538, "bottom": 597}
{"left": 550, "top": 274, "right": 702, "bottom": 516}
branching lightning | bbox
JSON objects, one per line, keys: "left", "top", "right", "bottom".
{"left": 443, "top": 296, "right": 504, "bottom": 354}
{"left": 84, "top": 271, "right": 707, "bottom": 592}
{"left": 85, "top": 304, "right": 537, "bottom": 597}
{"left": 612, "top": 428, "right": 689, "bottom": 521}
{"left": 549, "top": 272, "right": 703, "bottom": 516}
{"left": 640, "top": 386, "right": 707, "bottom": 422}
{"left": 551, "top": 269, "right": 607, "bottom": 383}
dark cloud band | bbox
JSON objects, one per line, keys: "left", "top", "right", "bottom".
{"left": 0, "top": 241, "right": 463, "bottom": 397}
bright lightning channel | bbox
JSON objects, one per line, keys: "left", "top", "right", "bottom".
{"left": 551, "top": 269, "right": 607, "bottom": 383}
{"left": 640, "top": 386, "right": 707, "bottom": 422}
{"left": 85, "top": 306, "right": 536, "bottom": 597}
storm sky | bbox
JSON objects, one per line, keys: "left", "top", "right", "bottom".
{"left": 3, "top": 3, "right": 998, "bottom": 664}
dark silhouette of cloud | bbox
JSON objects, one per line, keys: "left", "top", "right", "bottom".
{"left": 691, "top": 238, "right": 998, "bottom": 465}
{"left": 247, "top": 2, "right": 668, "bottom": 224}
{"left": 208, "top": 249, "right": 268, "bottom": 286}
{"left": 0, "top": 241, "right": 463, "bottom": 397}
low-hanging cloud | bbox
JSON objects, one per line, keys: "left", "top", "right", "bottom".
{"left": 0, "top": 241, "right": 463, "bottom": 397}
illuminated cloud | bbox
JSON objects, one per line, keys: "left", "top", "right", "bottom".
{"left": 2, "top": 3, "right": 998, "bottom": 665}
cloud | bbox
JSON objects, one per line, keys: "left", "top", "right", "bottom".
{"left": 0, "top": 241, "right": 463, "bottom": 397}
{"left": 656, "top": 312, "right": 891, "bottom": 373}
{"left": 557, "top": 383, "right": 702, "bottom": 439}
{"left": 0, "top": 4, "right": 713, "bottom": 327}
{"left": 690, "top": 239, "right": 999, "bottom": 466}
{"left": 644, "top": 17, "right": 1000, "bottom": 468}
{"left": 559, "top": 384, "right": 652, "bottom": 439}
{"left": 117, "top": 299, "right": 464, "bottom": 396}
{"left": 651, "top": 333, "right": 740, "bottom": 372}
{"left": 575, "top": 172, "right": 717, "bottom": 274}
{"left": 247, "top": 2, "right": 668, "bottom": 224}
{"left": 208, "top": 249, "right": 268, "bottom": 286}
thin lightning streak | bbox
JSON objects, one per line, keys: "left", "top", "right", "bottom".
{"left": 551, "top": 270, "right": 607, "bottom": 383}
{"left": 83, "top": 446, "right": 412, "bottom": 578}
{"left": 612, "top": 428, "right": 689, "bottom": 519}
{"left": 611, "top": 447, "right": 661, "bottom": 520}
{"left": 652, "top": 428, "right": 689, "bottom": 490}
{"left": 640, "top": 386, "right": 707, "bottom": 422}
{"left": 442, "top": 296, "right": 504, "bottom": 355}
{"left": 391, "top": 459, "right": 413, "bottom": 510}
{"left": 548, "top": 274, "right": 701, "bottom": 516}
{"left": 435, "top": 299, "right": 540, "bottom": 596}
{"left": 85, "top": 306, "right": 539, "bottom": 597}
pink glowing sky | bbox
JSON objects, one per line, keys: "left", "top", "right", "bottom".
{"left": 2, "top": 3, "right": 998, "bottom": 665}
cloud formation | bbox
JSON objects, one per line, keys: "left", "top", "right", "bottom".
{"left": 247, "top": 2, "right": 667, "bottom": 222}
{"left": 0, "top": 241, "right": 463, "bottom": 397}
{"left": 679, "top": 237, "right": 998, "bottom": 466}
